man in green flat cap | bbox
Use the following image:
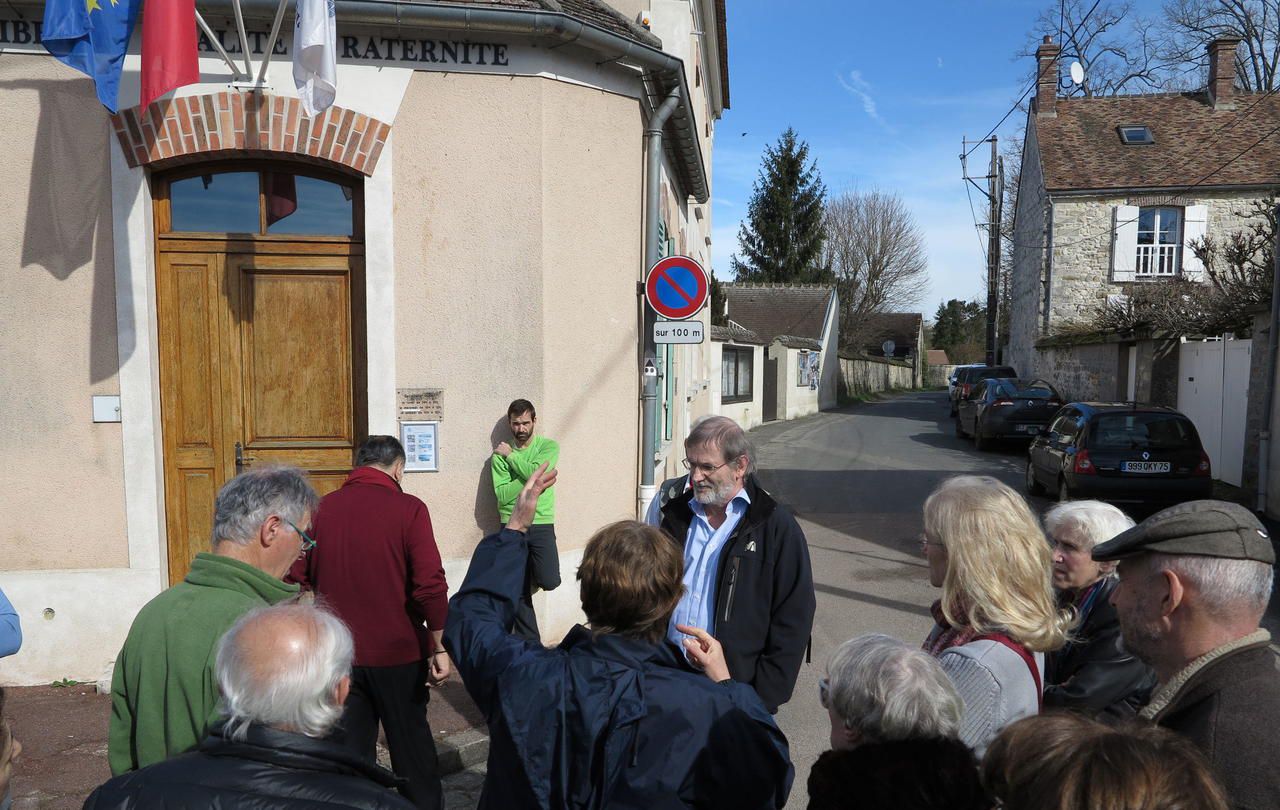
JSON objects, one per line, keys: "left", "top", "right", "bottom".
{"left": 1093, "top": 499, "right": 1279, "bottom": 810}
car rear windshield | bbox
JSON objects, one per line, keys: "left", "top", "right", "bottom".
{"left": 991, "top": 381, "right": 1056, "bottom": 399}
{"left": 1088, "top": 413, "right": 1197, "bottom": 450}
{"left": 964, "top": 366, "right": 1016, "bottom": 382}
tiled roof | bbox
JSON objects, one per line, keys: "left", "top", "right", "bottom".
{"left": 775, "top": 335, "right": 823, "bottom": 350}
{"left": 927, "top": 349, "right": 951, "bottom": 366}
{"left": 1036, "top": 91, "right": 1280, "bottom": 192}
{"left": 428, "top": 0, "right": 660, "bottom": 47}
{"left": 710, "top": 323, "right": 764, "bottom": 344}
{"left": 860, "top": 312, "right": 922, "bottom": 356}
{"left": 722, "top": 283, "right": 834, "bottom": 345}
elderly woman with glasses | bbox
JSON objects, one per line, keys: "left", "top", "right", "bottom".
{"left": 920, "top": 476, "right": 1072, "bottom": 757}
{"left": 1042, "top": 500, "right": 1155, "bottom": 716}
{"left": 808, "top": 634, "right": 987, "bottom": 810}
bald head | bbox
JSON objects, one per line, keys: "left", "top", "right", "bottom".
{"left": 215, "top": 603, "right": 354, "bottom": 741}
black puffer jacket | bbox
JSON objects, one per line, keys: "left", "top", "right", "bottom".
{"left": 1044, "top": 577, "right": 1156, "bottom": 717}
{"left": 82, "top": 723, "right": 414, "bottom": 810}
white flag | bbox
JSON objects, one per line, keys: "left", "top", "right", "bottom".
{"left": 293, "top": 0, "right": 337, "bottom": 117}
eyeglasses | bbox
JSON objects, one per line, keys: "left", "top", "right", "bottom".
{"left": 286, "top": 519, "right": 316, "bottom": 552}
{"left": 818, "top": 677, "right": 831, "bottom": 708}
{"left": 918, "top": 533, "right": 944, "bottom": 552}
{"left": 682, "top": 457, "right": 736, "bottom": 475}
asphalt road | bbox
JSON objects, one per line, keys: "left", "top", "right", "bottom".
{"left": 750, "top": 390, "right": 1051, "bottom": 807}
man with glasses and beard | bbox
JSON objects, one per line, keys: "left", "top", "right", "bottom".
{"left": 657, "top": 416, "right": 816, "bottom": 713}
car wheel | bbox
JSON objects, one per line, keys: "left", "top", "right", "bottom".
{"left": 1025, "top": 460, "right": 1045, "bottom": 495}
{"left": 1058, "top": 478, "right": 1072, "bottom": 503}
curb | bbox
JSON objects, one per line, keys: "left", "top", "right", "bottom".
{"left": 376, "top": 728, "right": 489, "bottom": 777}
{"left": 438, "top": 728, "right": 490, "bottom": 776}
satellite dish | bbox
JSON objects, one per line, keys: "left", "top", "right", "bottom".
{"left": 1069, "top": 60, "right": 1085, "bottom": 85}
{"left": 882, "top": 340, "right": 896, "bottom": 357}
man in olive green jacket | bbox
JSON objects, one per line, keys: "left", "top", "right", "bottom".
{"left": 107, "top": 466, "right": 319, "bottom": 775}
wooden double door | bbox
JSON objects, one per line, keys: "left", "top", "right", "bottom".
{"left": 156, "top": 248, "right": 366, "bottom": 584}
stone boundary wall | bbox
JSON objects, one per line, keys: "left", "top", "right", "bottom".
{"left": 109, "top": 92, "right": 391, "bottom": 176}
{"left": 838, "top": 355, "right": 916, "bottom": 398}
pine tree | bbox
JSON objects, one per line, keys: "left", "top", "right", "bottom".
{"left": 731, "top": 128, "right": 830, "bottom": 283}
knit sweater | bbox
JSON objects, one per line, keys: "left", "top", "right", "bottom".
{"left": 931, "top": 635, "right": 1044, "bottom": 758}
{"left": 492, "top": 435, "right": 558, "bottom": 523}
{"left": 107, "top": 553, "right": 298, "bottom": 775}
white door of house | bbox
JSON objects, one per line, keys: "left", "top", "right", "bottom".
{"left": 1177, "top": 338, "right": 1251, "bottom": 487}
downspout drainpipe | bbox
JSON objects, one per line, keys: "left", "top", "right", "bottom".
{"left": 638, "top": 86, "right": 682, "bottom": 518}
{"left": 1257, "top": 204, "right": 1280, "bottom": 513}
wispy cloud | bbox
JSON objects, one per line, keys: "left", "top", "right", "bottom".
{"left": 836, "top": 70, "right": 893, "bottom": 132}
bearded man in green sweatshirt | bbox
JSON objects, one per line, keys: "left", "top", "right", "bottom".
{"left": 492, "top": 399, "right": 559, "bottom": 641}
{"left": 107, "top": 465, "right": 319, "bottom": 774}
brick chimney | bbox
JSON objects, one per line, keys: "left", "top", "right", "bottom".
{"left": 1208, "top": 37, "right": 1241, "bottom": 110}
{"left": 1035, "top": 36, "right": 1061, "bottom": 118}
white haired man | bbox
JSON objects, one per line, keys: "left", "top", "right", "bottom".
{"left": 107, "top": 466, "right": 318, "bottom": 774}
{"left": 85, "top": 604, "right": 414, "bottom": 808}
{"left": 1093, "top": 500, "right": 1280, "bottom": 810}
{"left": 809, "top": 634, "right": 986, "bottom": 810}
{"left": 657, "top": 416, "right": 815, "bottom": 713}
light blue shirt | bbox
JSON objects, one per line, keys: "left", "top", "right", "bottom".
{"left": 667, "top": 488, "right": 750, "bottom": 647}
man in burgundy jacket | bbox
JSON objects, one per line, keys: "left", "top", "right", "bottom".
{"left": 289, "top": 435, "right": 450, "bottom": 810}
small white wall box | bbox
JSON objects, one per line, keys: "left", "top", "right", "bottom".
{"left": 93, "top": 395, "right": 122, "bottom": 423}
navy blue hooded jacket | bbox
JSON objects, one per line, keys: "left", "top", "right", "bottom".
{"left": 444, "top": 528, "right": 793, "bottom": 810}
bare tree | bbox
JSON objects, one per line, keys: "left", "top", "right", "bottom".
{"left": 1020, "top": 0, "right": 1180, "bottom": 96}
{"left": 1161, "top": 0, "right": 1280, "bottom": 91}
{"left": 822, "top": 190, "right": 930, "bottom": 352}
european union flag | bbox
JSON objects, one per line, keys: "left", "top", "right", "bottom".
{"left": 42, "top": 0, "right": 142, "bottom": 112}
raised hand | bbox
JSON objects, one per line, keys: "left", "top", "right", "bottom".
{"left": 506, "top": 462, "right": 557, "bottom": 533}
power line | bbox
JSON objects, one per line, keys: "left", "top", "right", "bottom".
{"left": 964, "top": 179, "right": 989, "bottom": 263}
{"left": 962, "top": 0, "right": 1105, "bottom": 160}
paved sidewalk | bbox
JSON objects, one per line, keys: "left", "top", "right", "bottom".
{"left": 6, "top": 678, "right": 487, "bottom": 809}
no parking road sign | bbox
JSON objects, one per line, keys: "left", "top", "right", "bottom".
{"left": 645, "top": 256, "right": 709, "bottom": 321}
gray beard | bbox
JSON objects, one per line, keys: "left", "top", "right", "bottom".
{"left": 692, "top": 480, "right": 736, "bottom": 506}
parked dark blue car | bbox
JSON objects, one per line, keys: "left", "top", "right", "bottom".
{"left": 1026, "top": 403, "right": 1213, "bottom": 506}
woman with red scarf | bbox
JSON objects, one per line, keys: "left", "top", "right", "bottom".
{"left": 1042, "top": 501, "right": 1156, "bottom": 717}
{"left": 920, "top": 476, "right": 1073, "bottom": 756}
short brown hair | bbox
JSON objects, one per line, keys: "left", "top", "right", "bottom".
{"left": 983, "top": 713, "right": 1229, "bottom": 810}
{"left": 577, "top": 521, "right": 684, "bottom": 644}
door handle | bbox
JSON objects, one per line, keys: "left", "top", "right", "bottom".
{"left": 234, "top": 442, "right": 256, "bottom": 473}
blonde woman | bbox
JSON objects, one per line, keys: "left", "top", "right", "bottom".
{"left": 919, "top": 475, "right": 1072, "bottom": 756}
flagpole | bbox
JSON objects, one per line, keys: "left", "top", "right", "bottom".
{"left": 255, "top": 0, "right": 290, "bottom": 85}
{"left": 230, "top": 0, "right": 254, "bottom": 76}
{"left": 195, "top": 11, "right": 246, "bottom": 79}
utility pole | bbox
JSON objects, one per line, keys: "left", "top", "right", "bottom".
{"left": 961, "top": 136, "right": 1003, "bottom": 366}
{"left": 986, "top": 138, "right": 1004, "bottom": 366}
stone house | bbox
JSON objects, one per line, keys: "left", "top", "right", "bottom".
{"left": 1009, "top": 35, "right": 1278, "bottom": 403}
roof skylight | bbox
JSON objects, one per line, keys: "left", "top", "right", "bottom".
{"left": 1118, "top": 125, "right": 1155, "bottom": 145}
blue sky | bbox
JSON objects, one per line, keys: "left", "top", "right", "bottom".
{"left": 710, "top": 0, "right": 1159, "bottom": 320}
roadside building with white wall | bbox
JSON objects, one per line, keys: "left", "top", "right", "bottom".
{"left": 0, "top": 0, "right": 728, "bottom": 684}
{"left": 721, "top": 284, "right": 839, "bottom": 421}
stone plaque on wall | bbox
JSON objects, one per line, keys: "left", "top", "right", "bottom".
{"left": 397, "top": 388, "right": 444, "bottom": 422}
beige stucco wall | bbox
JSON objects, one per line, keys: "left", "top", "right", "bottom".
{"left": 773, "top": 343, "right": 820, "bottom": 420}
{"left": 392, "top": 71, "right": 641, "bottom": 576}
{"left": 0, "top": 54, "right": 129, "bottom": 571}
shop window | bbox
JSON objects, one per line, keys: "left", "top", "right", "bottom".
{"left": 722, "top": 345, "right": 754, "bottom": 403}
